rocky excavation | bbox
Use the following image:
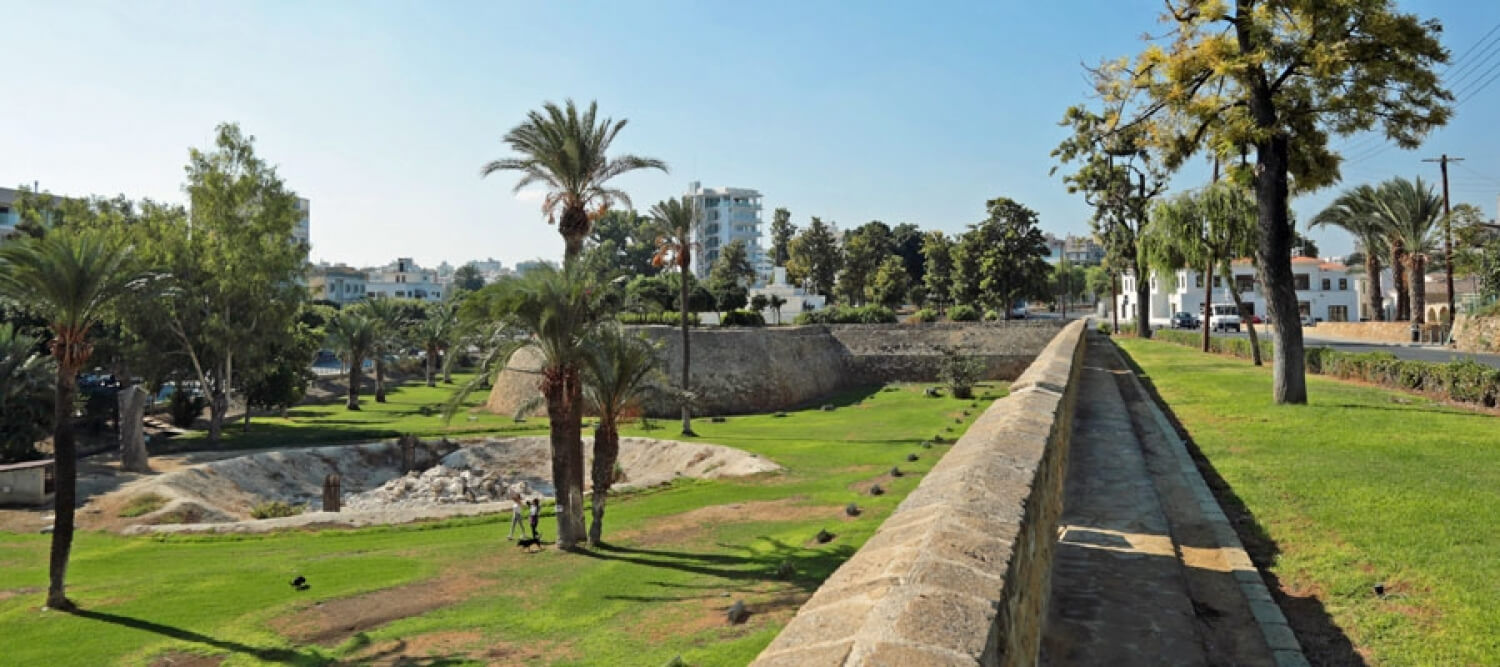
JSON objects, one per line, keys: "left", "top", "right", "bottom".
{"left": 87, "top": 436, "right": 780, "bottom": 534}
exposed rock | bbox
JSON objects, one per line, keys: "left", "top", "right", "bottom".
{"left": 845, "top": 502, "right": 861, "bottom": 517}
{"left": 890, "top": 467, "right": 904, "bottom": 478}
{"left": 815, "top": 529, "right": 835, "bottom": 543}
{"left": 727, "top": 600, "right": 750, "bottom": 625}
{"left": 869, "top": 484, "right": 885, "bottom": 496}
{"left": 906, "top": 453, "right": 919, "bottom": 462}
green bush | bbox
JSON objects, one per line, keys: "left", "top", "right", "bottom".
{"left": 912, "top": 308, "right": 940, "bottom": 323}
{"left": 720, "top": 309, "right": 765, "bottom": 327}
{"left": 947, "top": 305, "right": 980, "bottom": 322}
{"left": 169, "top": 389, "right": 208, "bottom": 428}
{"left": 250, "top": 500, "right": 305, "bottom": 519}
{"left": 118, "top": 493, "right": 168, "bottom": 518}
{"left": 794, "top": 305, "right": 898, "bottom": 325}
{"left": 983, "top": 310, "right": 1000, "bottom": 322}
{"left": 619, "top": 311, "right": 701, "bottom": 326}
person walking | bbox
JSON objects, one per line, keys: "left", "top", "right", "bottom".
{"left": 506, "top": 482, "right": 530, "bottom": 540}
{"left": 529, "top": 497, "right": 542, "bottom": 541}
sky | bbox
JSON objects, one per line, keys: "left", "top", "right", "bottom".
{"left": 3, "top": 0, "right": 1499, "bottom": 270}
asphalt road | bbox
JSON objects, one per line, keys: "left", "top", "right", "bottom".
{"left": 1184, "top": 327, "right": 1500, "bottom": 369}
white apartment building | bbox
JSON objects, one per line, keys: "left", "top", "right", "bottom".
{"left": 688, "top": 182, "right": 769, "bottom": 283}
{"left": 365, "top": 257, "right": 444, "bottom": 302}
{"left": 0, "top": 187, "right": 22, "bottom": 243}
{"left": 308, "top": 263, "right": 367, "bottom": 305}
{"left": 1117, "top": 257, "right": 1360, "bottom": 325}
{"left": 292, "top": 198, "right": 311, "bottom": 247}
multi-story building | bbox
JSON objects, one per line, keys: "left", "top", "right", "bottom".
{"left": 1063, "top": 235, "right": 1105, "bottom": 265}
{"left": 365, "top": 257, "right": 444, "bottom": 301}
{"left": 0, "top": 187, "right": 22, "bottom": 243}
{"left": 1116, "top": 257, "right": 1359, "bottom": 325}
{"left": 308, "top": 263, "right": 367, "bottom": 305}
{"left": 688, "top": 182, "right": 768, "bottom": 282}
{"left": 292, "top": 198, "right": 311, "bottom": 247}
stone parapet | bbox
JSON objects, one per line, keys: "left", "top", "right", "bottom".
{"left": 750, "top": 319, "right": 1088, "bottom": 666}
{"left": 1452, "top": 313, "right": 1500, "bottom": 354}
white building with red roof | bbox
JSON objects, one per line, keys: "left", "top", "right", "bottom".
{"left": 1115, "top": 256, "right": 1360, "bottom": 327}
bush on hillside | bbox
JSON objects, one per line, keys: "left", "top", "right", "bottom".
{"left": 908, "top": 308, "right": 940, "bottom": 324}
{"left": 947, "top": 305, "right": 980, "bottom": 322}
{"left": 619, "top": 311, "right": 701, "bottom": 326}
{"left": 720, "top": 310, "right": 765, "bottom": 327}
{"left": 794, "top": 305, "right": 897, "bottom": 325}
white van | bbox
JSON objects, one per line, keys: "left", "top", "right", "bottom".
{"left": 1210, "top": 304, "right": 1242, "bottom": 332}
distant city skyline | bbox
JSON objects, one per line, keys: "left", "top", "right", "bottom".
{"left": 2, "top": 1, "right": 1497, "bottom": 271}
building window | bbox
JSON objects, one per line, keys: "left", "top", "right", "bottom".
{"left": 1294, "top": 274, "right": 1310, "bottom": 290}
{"left": 1339, "top": 278, "right": 1348, "bottom": 291}
{"left": 1298, "top": 301, "right": 1311, "bottom": 317}
{"left": 1194, "top": 274, "right": 1202, "bottom": 288}
{"left": 1321, "top": 278, "right": 1331, "bottom": 291}
{"left": 1213, "top": 276, "right": 1222, "bottom": 288}
{"left": 1235, "top": 275, "right": 1255, "bottom": 292}
{"left": 1328, "top": 305, "right": 1349, "bottom": 322}
{"left": 1150, "top": 277, "right": 1156, "bottom": 291}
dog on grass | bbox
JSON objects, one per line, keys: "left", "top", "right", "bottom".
{"left": 516, "top": 535, "right": 542, "bottom": 552}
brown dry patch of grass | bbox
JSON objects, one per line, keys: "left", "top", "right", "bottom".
{"left": 0, "top": 587, "right": 40, "bottom": 602}
{"left": 147, "top": 651, "right": 224, "bottom": 667}
{"left": 613, "top": 498, "right": 832, "bottom": 548}
{"left": 636, "top": 581, "right": 811, "bottom": 645}
{"left": 352, "top": 630, "right": 484, "bottom": 664}
{"left": 272, "top": 563, "right": 496, "bottom": 647}
{"left": 482, "top": 639, "right": 580, "bottom": 665}
{"left": 849, "top": 473, "right": 897, "bottom": 495}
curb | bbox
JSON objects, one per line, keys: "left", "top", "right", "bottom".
{"left": 1106, "top": 340, "right": 1312, "bottom": 667}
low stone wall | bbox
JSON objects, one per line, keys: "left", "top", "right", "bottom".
{"left": 1452, "top": 314, "right": 1500, "bottom": 353}
{"left": 484, "top": 321, "right": 1067, "bottom": 418}
{"left": 1308, "top": 321, "right": 1416, "bottom": 343}
{"left": 750, "top": 319, "right": 1088, "bottom": 666}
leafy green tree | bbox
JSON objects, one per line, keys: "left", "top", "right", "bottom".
{"left": 787, "top": 217, "right": 841, "bottom": 297}
{"left": 624, "top": 275, "right": 674, "bottom": 320}
{"left": 708, "top": 239, "right": 756, "bottom": 288}
{"left": 890, "top": 223, "right": 926, "bottom": 287}
{"left": 1084, "top": 265, "right": 1112, "bottom": 303}
{"left": 921, "top": 231, "right": 955, "bottom": 308}
{"left": 871, "top": 255, "right": 911, "bottom": 309}
{"left": 1101, "top": 0, "right": 1450, "bottom": 403}
{"left": 481, "top": 100, "right": 667, "bottom": 262}
{"left": 453, "top": 264, "right": 486, "bottom": 292}
{"left": 709, "top": 282, "right": 748, "bottom": 320}
{"left": 650, "top": 197, "right": 700, "bottom": 436}
{"left": 581, "top": 209, "right": 661, "bottom": 281}
{"left": 966, "top": 198, "right": 1053, "bottom": 318}
{"left": 0, "top": 323, "right": 54, "bottom": 464}
{"left": 326, "top": 307, "right": 376, "bottom": 410}
{"left": 749, "top": 294, "right": 770, "bottom": 315}
{"left": 579, "top": 324, "right": 663, "bottom": 546}
{"left": 836, "top": 221, "right": 892, "bottom": 305}
{"left": 0, "top": 229, "right": 151, "bottom": 610}
{"left": 1313, "top": 184, "right": 1388, "bottom": 321}
{"left": 769, "top": 207, "right": 796, "bottom": 267}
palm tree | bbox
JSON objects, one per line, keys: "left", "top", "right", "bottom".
{"left": 0, "top": 230, "right": 150, "bottom": 610}
{"left": 481, "top": 99, "right": 668, "bottom": 262}
{"left": 417, "top": 300, "right": 457, "bottom": 387}
{"left": 0, "top": 323, "right": 56, "bottom": 464}
{"left": 363, "top": 298, "right": 408, "bottom": 403}
{"left": 651, "top": 196, "right": 698, "bottom": 437}
{"left": 1374, "top": 177, "right": 1444, "bottom": 324}
{"left": 768, "top": 294, "right": 787, "bottom": 325}
{"left": 1313, "top": 184, "right": 1388, "bottom": 321}
{"left": 445, "top": 265, "right": 607, "bottom": 549}
{"left": 579, "top": 323, "right": 662, "bottom": 546}
{"left": 326, "top": 308, "right": 376, "bottom": 410}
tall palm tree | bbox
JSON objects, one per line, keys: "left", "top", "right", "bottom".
{"left": 417, "top": 300, "right": 457, "bottom": 388}
{"left": 327, "top": 308, "right": 376, "bottom": 410}
{"left": 1374, "top": 177, "right": 1444, "bottom": 324}
{"left": 444, "top": 265, "right": 606, "bottom": 549}
{"left": 651, "top": 196, "right": 698, "bottom": 437}
{"left": 0, "top": 230, "right": 150, "bottom": 610}
{"left": 579, "top": 323, "right": 662, "bottom": 546}
{"left": 363, "top": 298, "right": 407, "bottom": 403}
{"left": 481, "top": 99, "right": 668, "bottom": 262}
{"left": 1313, "top": 184, "right": 1388, "bottom": 321}
{"left": 0, "top": 323, "right": 56, "bottom": 463}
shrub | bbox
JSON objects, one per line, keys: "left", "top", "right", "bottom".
{"left": 619, "top": 311, "right": 701, "bottom": 326}
{"left": 983, "top": 309, "right": 1000, "bottom": 322}
{"left": 169, "top": 389, "right": 208, "bottom": 428}
{"left": 720, "top": 309, "right": 766, "bottom": 327}
{"left": 119, "top": 493, "right": 168, "bottom": 518}
{"left": 939, "top": 349, "right": 985, "bottom": 400}
{"left": 794, "top": 305, "right": 897, "bottom": 325}
{"left": 910, "top": 308, "right": 940, "bottom": 324}
{"left": 250, "top": 500, "right": 305, "bottom": 519}
{"left": 947, "top": 305, "right": 980, "bottom": 322}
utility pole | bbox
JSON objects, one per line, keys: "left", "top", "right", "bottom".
{"left": 1423, "top": 154, "right": 1462, "bottom": 326}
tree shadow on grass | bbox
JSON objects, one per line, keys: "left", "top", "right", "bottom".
{"left": 67, "top": 609, "right": 328, "bottom": 666}
{"left": 1114, "top": 340, "right": 1366, "bottom": 666}
{"left": 586, "top": 537, "right": 857, "bottom": 602}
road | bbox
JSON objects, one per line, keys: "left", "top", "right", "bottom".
{"left": 1196, "top": 328, "right": 1500, "bottom": 369}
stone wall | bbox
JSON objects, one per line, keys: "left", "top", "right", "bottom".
{"left": 484, "top": 321, "right": 1066, "bottom": 418}
{"left": 1452, "top": 314, "right": 1500, "bottom": 354}
{"left": 1307, "top": 321, "right": 1418, "bottom": 343}
{"left": 749, "top": 320, "right": 1088, "bottom": 666}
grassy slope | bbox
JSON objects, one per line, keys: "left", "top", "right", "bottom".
{"left": 0, "top": 382, "right": 1003, "bottom": 666}
{"left": 169, "top": 373, "right": 546, "bottom": 451}
{"left": 1117, "top": 338, "right": 1500, "bottom": 665}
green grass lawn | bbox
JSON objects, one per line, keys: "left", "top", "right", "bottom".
{"left": 0, "top": 381, "right": 1003, "bottom": 666}
{"left": 1117, "top": 338, "right": 1500, "bottom": 665}
{"left": 168, "top": 373, "right": 547, "bottom": 451}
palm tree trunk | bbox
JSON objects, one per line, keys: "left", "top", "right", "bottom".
{"left": 442, "top": 348, "right": 453, "bottom": 384}
{"left": 374, "top": 357, "right": 387, "bottom": 403}
{"left": 1365, "top": 251, "right": 1384, "bottom": 322}
{"left": 425, "top": 343, "right": 436, "bottom": 387}
{"left": 346, "top": 356, "right": 361, "bottom": 410}
{"left": 1201, "top": 258, "right": 1212, "bottom": 352}
{"left": 560, "top": 205, "right": 590, "bottom": 263}
{"left": 47, "top": 360, "right": 79, "bottom": 610}
{"left": 680, "top": 266, "right": 695, "bottom": 436}
{"left": 1392, "top": 242, "right": 1409, "bottom": 321}
{"left": 1410, "top": 255, "right": 1427, "bottom": 324}
{"left": 1222, "top": 262, "right": 1262, "bottom": 366}
{"left": 588, "top": 420, "right": 620, "bottom": 547}
{"left": 544, "top": 366, "right": 586, "bottom": 549}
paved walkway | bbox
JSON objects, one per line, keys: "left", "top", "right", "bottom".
{"left": 1041, "top": 333, "right": 1292, "bottom": 666}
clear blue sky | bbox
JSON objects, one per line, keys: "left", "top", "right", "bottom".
{"left": 2, "top": 0, "right": 1497, "bottom": 269}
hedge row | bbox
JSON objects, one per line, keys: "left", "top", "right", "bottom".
{"left": 619, "top": 311, "right": 701, "bottom": 326}
{"left": 1133, "top": 325, "right": 1500, "bottom": 408}
{"left": 794, "top": 305, "right": 898, "bottom": 325}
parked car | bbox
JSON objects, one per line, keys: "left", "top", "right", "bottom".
{"left": 1170, "top": 311, "right": 1200, "bottom": 329}
{"left": 1301, "top": 314, "right": 1317, "bottom": 328}
{"left": 1209, "top": 304, "right": 1242, "bottom": 332}
{"left": 1250, "top": 314, "right": 1263, "bottom": 324}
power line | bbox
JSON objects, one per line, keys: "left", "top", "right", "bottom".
{"left": 1444, "top": 23, "right": 1500, "bottom": 84}
{"left": 1444, "top": 22, "right": 1500, "bottom": 76}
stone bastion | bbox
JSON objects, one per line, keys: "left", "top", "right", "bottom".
{"left": 484, "top": 320, "right": 1068, "bottom": 418}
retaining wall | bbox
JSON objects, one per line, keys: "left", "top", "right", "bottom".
{"left": 485, "top": 321, "right": 1066, "bottom": 418}
{"left": 1452, "top": 313, "right": 1500, "bottom": 354}
{"left": 749, "top": 319, "right": 1089, "bottom": 666}
{"left": 1308, "top": 321, "right": 1417, "bottom": 343}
